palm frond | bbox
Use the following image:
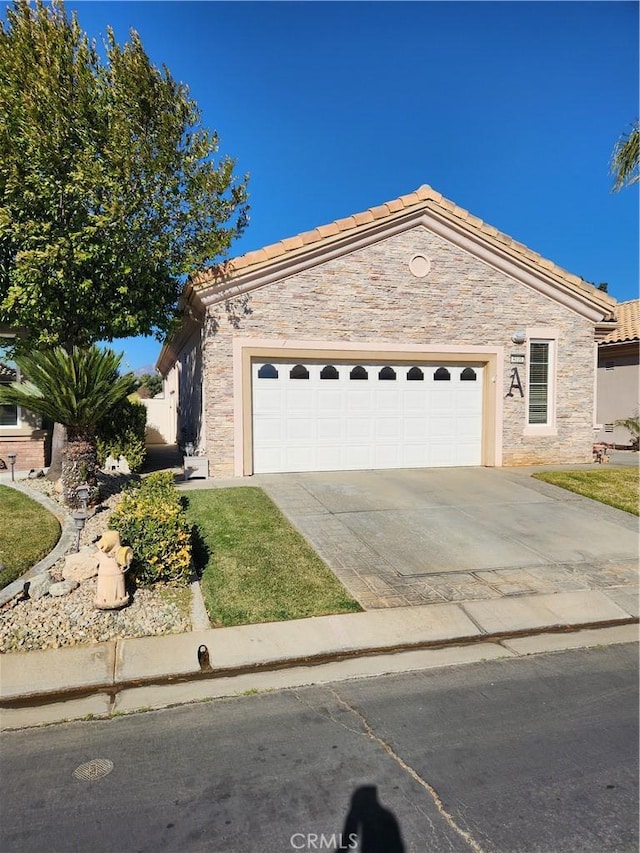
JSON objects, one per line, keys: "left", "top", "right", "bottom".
{"left": 0, "top": 346, "right": 137, "bottom": 433}
{"left": 611, "top": 121, "right": 640, "bottom": 191}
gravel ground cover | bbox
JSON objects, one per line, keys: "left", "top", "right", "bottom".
{"left": 0, "top": 475, "right": 192, "bottom": 653}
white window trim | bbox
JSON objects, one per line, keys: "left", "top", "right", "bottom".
{"left": 0, "top": 336, "right": 21, "bottom": 430}
{"left": 523, "top": 326, "right": 558, "bottom": 437}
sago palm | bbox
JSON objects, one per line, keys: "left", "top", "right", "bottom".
{"left": 615, "top": 415, "right": 640, "bottom": 450}
{"left": 0, "top": 346, "right": 136, "bottom": 506}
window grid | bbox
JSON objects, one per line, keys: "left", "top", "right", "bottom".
{"left": 528, "top": 341, "right": 551, "bottom": 425}
{"left": 0, "top": 349, "right": 18, "bottom": 428}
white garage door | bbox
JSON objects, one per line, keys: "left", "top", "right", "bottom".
{"left": 252, "top": 360, "right": 484, "bottom": 474}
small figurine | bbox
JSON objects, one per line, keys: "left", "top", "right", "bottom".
{"left": 94, "top": 531, "right": 133, "bottom": 610}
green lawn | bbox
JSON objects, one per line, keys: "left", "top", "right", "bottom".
{"left": 0, "top": 485, "right": 61, "bottom": 588}
{"left": 533, "top": 467, "right": 639, "bottom": 516}
{"left": 185, "top": 487, "right": 361, "bottom": 627}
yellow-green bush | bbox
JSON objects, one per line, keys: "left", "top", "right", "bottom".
{"left": 109, "top": 472, "right": 192, "bottom": 586}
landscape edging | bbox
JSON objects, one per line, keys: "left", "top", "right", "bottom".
{"left": 0, "top": 481, "right": 76, "bottom": 608}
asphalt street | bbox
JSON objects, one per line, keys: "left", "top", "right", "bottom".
{"left": 1, "top": 643, "right": 638, "bottom": 853}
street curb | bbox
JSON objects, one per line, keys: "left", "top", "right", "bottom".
{"left": 0, "top": 482, "right": 76, "bottom": 608}
{"left": 2, "top": 614, "right": 637, "bottom": 712}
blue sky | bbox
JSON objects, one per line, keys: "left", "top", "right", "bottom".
{"left": 66, "top": 1, "right": 638, "bottom": 371}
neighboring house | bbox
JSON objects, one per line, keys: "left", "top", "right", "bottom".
{"left": 0, "top": 333, "right": 49, "bottom": 472}
{"left": 157, "top": 185, "right": 618, "bottom": 478}
{"left": 596, "top": 299, "right": 639, "bottom": 447}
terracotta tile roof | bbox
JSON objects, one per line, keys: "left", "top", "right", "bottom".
{"left": 602, "top": 299, "right": 640, "bottom": 344}
{"left": 189, "top": 184, "right": 616, "bottom": 315}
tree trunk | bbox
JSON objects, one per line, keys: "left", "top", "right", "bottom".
{"left": 46, "top": 422, "right": 67, "bottom": 481}
{"left": 61, "top": 433, "right": 100, "bottom": 508}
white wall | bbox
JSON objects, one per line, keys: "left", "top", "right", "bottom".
{"left": 140, "top": 394, "right": 177, "bottom": 445}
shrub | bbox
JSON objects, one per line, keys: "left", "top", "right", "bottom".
{"left": 108, "top": 472, "right": 192, "bottom": 586}
{"left": 97, "top": 398, "right": 147, "bottom": 473}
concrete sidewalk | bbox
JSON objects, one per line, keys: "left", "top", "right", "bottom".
{"left": 2, "top": 588, "right": 637, "bottom": 730}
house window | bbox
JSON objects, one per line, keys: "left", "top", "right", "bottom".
{"left": 378, "top": 366, "right": 396, "bottom": 380}
{"left": 434, "top": 367, "right": 450, "bottom": 381}
{"left": 289, "top": 364, "right": 309, "bottom": 379}
{"left": 320, "top": 365, "right": 339, "bottom": 380}
{"left": 257, "top": 363, "right": 278, "bottom": 379}
{"left": 0, "top": 346, "right": 19, "bottom": 428}
{"left": 528, "top": 340, "right": 553, "bottom": 425}
{"left": 407, "top": 367, "right": 424, "bottom": 381}
{"left": 350, "top": 366, "right": 368, "bottom": 380}
{"left": 460, "top": 367, "right": 477, "bottom": 381}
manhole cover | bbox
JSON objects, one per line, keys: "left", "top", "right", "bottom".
{"left": 73, "top": 758, "right": 114, "bottom": 782}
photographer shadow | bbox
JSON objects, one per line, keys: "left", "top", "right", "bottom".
{"left": 339, "top": 785, "right": 405, "bottom": 852}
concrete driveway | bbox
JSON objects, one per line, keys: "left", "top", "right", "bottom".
{"left": 259, "top": 466, "right": 639, "bottom": 610}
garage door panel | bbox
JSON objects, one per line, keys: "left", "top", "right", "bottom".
{"left": 457, "top": 415, "right": 482, "bottom": 437}
{"left": 375, "top": 417, "right": 402, "bottom": 439}
{"left": 317, "top": 389, "right": 344, "bottom": 410}
{"left": 431, "top": 391, "right": 455, "bottom": 411}
{"left": 403, "top": 417, "right": 427, "bottom": 439}
{"left": 430, "top": 416, "right": 456, "bottom": 437}
{"left": 288, "top": 389, "right": 314, "bottom": 410}
{"left": 347, "top": 418, "right": 373, "bottom": 440}
{"left": 347, "top": 391, "right": 374, "bottom": 412}
{"left": 316, "top": 447, "right": 345, "bottom": 470}
{"left": 377, "top": 389, "right": 402, "bottom": 411}
{"left": 252, "top": 360, "right": 483, "bottom": 474}
{"left": 375, "top": 446, "right": 400, "bottom": 468}
{"left": 430, "top": 443, "right": 456, "bottom": 466}
{"left": 253, "top": 389, "right": 282, "bottom": 412}
{"left": 253, "top": 419, "right": 284, "bottom": 442}
{"left": 348, "top": 445, "right": 374, "bottom": 468}
{"left": 316, "top": 418, "right": 344, "bottom": 440}
{"left": 286, "top": 419, "right": 315, "bottom": 441}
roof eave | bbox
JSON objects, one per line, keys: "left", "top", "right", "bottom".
{"left": 195, "top": 204, "right": 616, "bottom": 324}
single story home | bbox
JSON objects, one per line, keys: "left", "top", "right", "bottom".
{"left": 161, "top": 185, "right": 618, "bottom": 477}
{"left": 595, "top": 299, "right": 639, "bottom": 447}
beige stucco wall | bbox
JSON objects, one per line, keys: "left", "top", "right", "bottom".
{"left": 201, "top": 224, "right": 596, "bottom": 476}
{"left": 596, "top": 343, "right": 639, "bottom": 446}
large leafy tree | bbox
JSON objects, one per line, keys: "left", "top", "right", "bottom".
{"left": 0, "top": 0, "right": 249, "bottom": 350}
{"left": 0, "top": 346, "right": 136, "bottom": 506}
{"left": 611, "top": 120, "right": 639, "bottom": 191}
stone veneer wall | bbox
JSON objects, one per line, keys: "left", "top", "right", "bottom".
{"left": 202, "top": 225, "right": 596, "bottom": 476}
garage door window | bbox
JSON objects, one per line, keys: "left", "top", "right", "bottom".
{"left": 379, "top": 366, "right": 396, "bottom": 380}
{"left": 258, "top": 363, "right": 278, "bottom": 379}
{"left": 320, "top": 365, "right": 339, "bottom": 380}
{"left": 407, "top": 367, "right": 424, "bottom": 381}
{"left": 350, "top": 366, "right": 368, "bottom": 380}
{"left": 460, "top": 367, "right": 477, "bottom": 381}
{"left": 289, "top": 364, "right": 309, "bottom": 379}
{"left": 434, "top": 367, "right": 451, "bottom": 381}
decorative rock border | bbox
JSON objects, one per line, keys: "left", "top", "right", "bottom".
{"left": 0, "top": 482, "right": 77, "bottom": 608}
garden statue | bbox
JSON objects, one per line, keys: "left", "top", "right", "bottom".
{"left": 94, "top": 531, "right": 133, "bottom": 610}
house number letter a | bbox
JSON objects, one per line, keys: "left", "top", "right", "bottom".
{"left": 506, "top": 367, "right": 524, "bottom": 398}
